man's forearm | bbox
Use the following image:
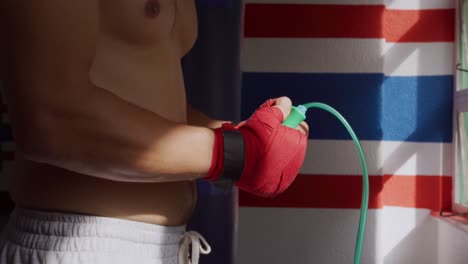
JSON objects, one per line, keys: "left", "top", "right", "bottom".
{"left": 15, "top": 83, "right": 214, "bottom": 183}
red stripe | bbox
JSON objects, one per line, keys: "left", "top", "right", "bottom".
{"left": 244, "top": 4, "right": 455, "bottom": 42}
{"left": 239, "top": 174, "right": 452, "bottom": 211}
{"left": 384, "top": 10, "right": 454, "bottom": 42}
{"left": 382, "top": 175, "right": 452, "bottom": 210}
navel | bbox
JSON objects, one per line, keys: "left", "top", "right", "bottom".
{"left": 145, "top": 0, "right": 161, "bottom": 18}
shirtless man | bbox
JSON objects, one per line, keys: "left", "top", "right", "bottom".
{"left": 0, "top": 0, "right": 308, "bottom": 263}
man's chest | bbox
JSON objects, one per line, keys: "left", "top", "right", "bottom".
{"left": 98, "top": 0, "right": 178, "bottom": 44}
{"left": 98, "top": 0, "right": 197, "bottom": 56}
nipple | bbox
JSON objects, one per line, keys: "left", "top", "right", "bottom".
{"left": 145, "top": 0, "right": 161, "bottom": 18}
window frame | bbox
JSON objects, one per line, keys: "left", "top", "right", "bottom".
{"left": 453, "top": 0, "right": 468, "bottom": 213}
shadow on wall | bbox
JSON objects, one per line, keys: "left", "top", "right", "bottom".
{"left": 238, "top": 4, "right": 385, "bottom": 264}
{"left": 384, "top": 215, "right": 468, "bottom": 264}
{"left": 384, "top": 215, "right": 439, "bottom": 263}
{"left": 381, "top": 8, "right": 453, "bottom": 262}
{"left": 238, "top": 1, "right": 454, "bottom": 263}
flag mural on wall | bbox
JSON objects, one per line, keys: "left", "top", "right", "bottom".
{"left": 238, "top": 0, "right": 455, "bottom": 263}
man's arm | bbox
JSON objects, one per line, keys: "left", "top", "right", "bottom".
{"left": 2, "top": 0, "right": 214, "bottom": 182}
{"left": 186, "top": 105, "right": 227, "bottom": 129}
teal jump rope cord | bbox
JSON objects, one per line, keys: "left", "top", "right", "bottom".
{"left": 283, "top": 102, "right": 369, "bottom": 264}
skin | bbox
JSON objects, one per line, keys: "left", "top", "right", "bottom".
{"left": 0, "top": 0, "right": 307, "bottom": 226}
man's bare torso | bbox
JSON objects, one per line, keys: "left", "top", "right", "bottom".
{"left": 9, "top": 0, "right": 198, "bottom": 226}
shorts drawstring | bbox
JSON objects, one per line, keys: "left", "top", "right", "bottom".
{"left": 178, "top": 231, "right": 211, "bottom": 264}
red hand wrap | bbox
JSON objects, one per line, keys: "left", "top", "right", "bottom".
{"left": 204, "top": 123, "right": 242, "bottom": 182}
{"left": 236, "top": 99, "right": 307, "bottom": 197}
{"left": 205, "top": 99, "right": 308, "bottom": 197}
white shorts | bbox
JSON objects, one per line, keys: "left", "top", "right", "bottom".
{"left": 0, "top": 207, "right": 211, "bottom": 264}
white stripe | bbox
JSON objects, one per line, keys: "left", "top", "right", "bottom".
{"left": 300, "top": 140, "right": 451, "bottom": 176}
{"left": 242, "top": 38, "right": 453, "bottom": 76}
{"left": 238, "top": 207, "right": 435, "bottom": 264}
{"left": 244, "top": 0, "right": 455, "bottom": 9}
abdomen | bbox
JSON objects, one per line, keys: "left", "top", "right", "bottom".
{"left": 11, "top": 158, "right": 196, "bottom": 226}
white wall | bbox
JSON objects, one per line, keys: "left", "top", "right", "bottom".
{"left": 237, "top": 207, "right": 468, "bottom": 264}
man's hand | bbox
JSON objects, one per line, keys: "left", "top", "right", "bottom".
{"left": 235, "top": 97, "right": 308, "bottom": 135}
{"left": 204, "top": 97, "right": 309, "bottom": 197}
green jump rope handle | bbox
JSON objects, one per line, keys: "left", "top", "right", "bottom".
{"left": 282, "top": 105, "right": 307, "bottom": 128}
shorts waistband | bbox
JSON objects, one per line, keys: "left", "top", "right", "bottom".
{"left": 2, "top": 207, "right": 186, "bottom": 258}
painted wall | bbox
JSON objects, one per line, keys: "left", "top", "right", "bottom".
{"left": 237, "top": 0, "right": 468, "bottom": 263}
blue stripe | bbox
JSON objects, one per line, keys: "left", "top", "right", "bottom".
{"left": 242, "top": 73, "right": 453, "bottom": 142}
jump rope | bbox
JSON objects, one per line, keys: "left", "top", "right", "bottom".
{"left": 282, "top": 103, "right": 369, "bottom": 264}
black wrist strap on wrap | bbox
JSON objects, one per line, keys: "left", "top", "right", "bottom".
{"left": 213, "top": 130, "right": 245, "bottom": 192}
